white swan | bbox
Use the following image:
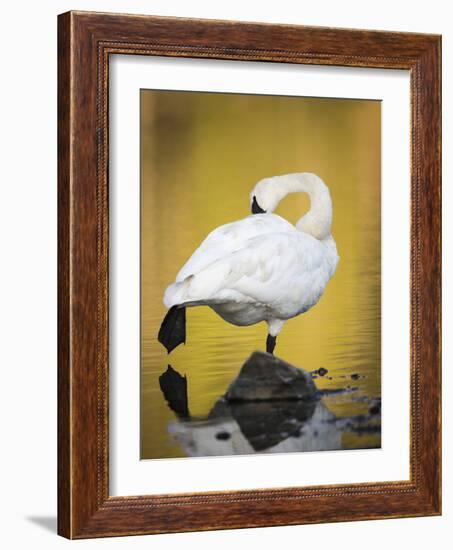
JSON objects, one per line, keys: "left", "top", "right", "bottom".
{"left": 158, "top": 173, "right": 339, "bottom": 354}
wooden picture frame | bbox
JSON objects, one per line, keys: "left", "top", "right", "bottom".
{"left": 58, "top": 10, "right": 441, "bottom": 539}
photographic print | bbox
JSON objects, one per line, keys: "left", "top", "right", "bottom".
{"left": 58, "top": 13, "right": 441, "bottom": 537}
{"left": 141, "top": 89, "right": 381, "bottom": 460}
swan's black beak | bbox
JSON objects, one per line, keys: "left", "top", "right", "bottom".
{"left": 251, "top": 196, "right": 266, "bottom": 214}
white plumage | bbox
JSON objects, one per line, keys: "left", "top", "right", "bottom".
{"left": 160, "top": 172, "right": 339, "bottom": 354}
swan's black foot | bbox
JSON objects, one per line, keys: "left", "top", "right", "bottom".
{"left": 266, "top": 334, "right": 277, "bottom": 354}
{"left": 158, "top": 305, "right": 186, "bottom": 353}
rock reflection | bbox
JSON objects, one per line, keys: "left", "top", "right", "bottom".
{"left": 158, "top": 356, "right": 345, "bottom": 457}
{"left": 169, "top": 398, "right": 342, "bottom": 457}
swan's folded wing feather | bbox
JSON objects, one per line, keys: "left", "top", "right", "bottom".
{"left": 175, "top": 214, "right": 293, "bottom": 283}
{"left": 222, "top": 232, "right": 329, "bottom": 305}
{"left": 166, "top": 231, "right": 327, "bottom": 307}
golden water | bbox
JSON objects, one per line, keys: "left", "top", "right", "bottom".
{"left": 140, "top": 90, "right": 381, "bottom": 459}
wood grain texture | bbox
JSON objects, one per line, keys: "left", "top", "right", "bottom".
{"left": 57, "top": 11, "right": 71, "bottom": 538}
{"left": 57, "top": 10, "right": 441, "bottom": 539}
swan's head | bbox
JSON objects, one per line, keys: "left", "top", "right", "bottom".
{"left": 249, "top": 173, "right": 333, "bottom": 240}
{"left": 249, "top": 177, "right": 284, "bottom": 215}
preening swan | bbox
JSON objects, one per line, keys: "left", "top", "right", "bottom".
{"left": 158, "top": 173, "right": 339, "bottom": 355}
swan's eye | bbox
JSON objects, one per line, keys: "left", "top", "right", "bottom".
{"left": 251, "top": 196, "right": 266, "bottom": 214}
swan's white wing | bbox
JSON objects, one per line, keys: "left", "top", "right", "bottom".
{"left": 165, "top": 230, "right": 334, "bottom": 318}
{"left": 210, "top": 232, "right": 331, "bottom": 308}
{"left": 175, "top": 214, "right": 293, "bottom": 283}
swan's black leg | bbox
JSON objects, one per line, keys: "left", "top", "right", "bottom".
{"left": 266, "top": 334, "right": 277, "bottom": 354}
{"left": 158, "top": 305, "right": 186, "bottom": 353}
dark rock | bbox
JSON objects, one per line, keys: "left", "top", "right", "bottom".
{"left": 225, "top": 351, "right": 317, "bottom": 402}
{"left": 369, "top": 403, "right": 381, "bottom": 415}
{"left": 215, "top": 431, "right": 231, "bottom": 441}
{"left": 351, "top": 373, "right": 361, "bottom": 380}
{"left": 311, "top": 367, "right": 328, "bottom": 377}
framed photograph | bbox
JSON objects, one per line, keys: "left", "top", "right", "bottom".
{"left": 58, "top": 11, "right": 441, "bottom": 538}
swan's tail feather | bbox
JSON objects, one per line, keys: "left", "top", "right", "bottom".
{"left": 164, "top": 276, "right": 194, "bottom": 308}
{"left": 158, "top": 305, "right": 186, "bottom": 353}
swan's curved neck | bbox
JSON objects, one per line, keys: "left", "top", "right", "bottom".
{"left": 269, "top": 173, "right": 333, "bottom": 240}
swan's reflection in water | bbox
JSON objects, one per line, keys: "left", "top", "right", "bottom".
{"left": 159, "top": 364, "right": 355, "bottom": 457}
